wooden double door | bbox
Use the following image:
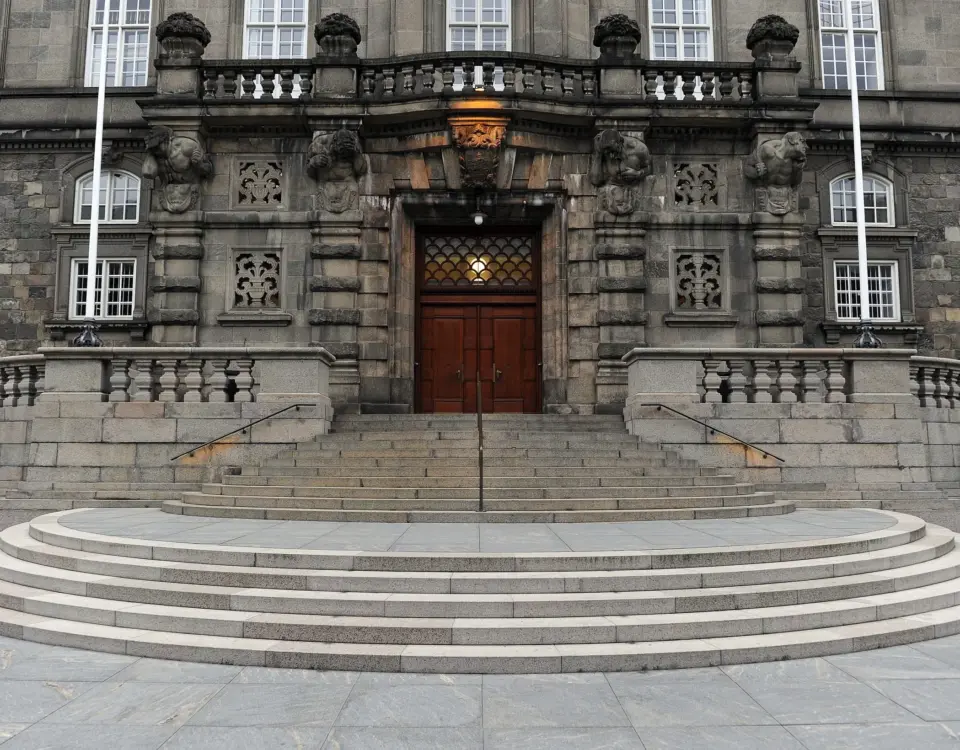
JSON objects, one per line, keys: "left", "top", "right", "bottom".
{"left": 419, "top": 301, "right": 539, "bottom": 413}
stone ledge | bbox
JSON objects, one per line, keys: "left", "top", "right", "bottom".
{"left": 663, "top": 313, "right": 739, "bottom": 328}
{"left": 598, "top": 310, "right": 648, "bottom": 326}
{"left": 756, "top": 310, "right": 803, "bottom": 326}
{"left": 756, "top": 277, "right": 805, "bottom": 293}
{"left": 310, "top": 276, "right": 362, "bottom": 292}
{"left": 152, "top": 245, "right": 204, "bottom": 260}
{"left": 311, "top": 244, "right": 362, "bottom": 259}
{"left": 597, "top": 244, "right": 646, "bottom": 260}
{"left": 598, "top": 277, "right": 647, "bottom": 293}
{"left": 150, "top": 276, "right": 202, "bottom": 293}
{"left": 308, "top": 309, "right": 362, "bottom": 326}
{"left": 753, "top": 246, "right": 802, "bottom": 260}
{"left": 216, "top": 311, "right": 293, "bottom": 326}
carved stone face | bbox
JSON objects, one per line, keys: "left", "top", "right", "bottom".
{"left": 784, "top": 133, "right": 808, "bottom": 170}
{"left": 596, "top": 129, "right": 625, "bottom": 157}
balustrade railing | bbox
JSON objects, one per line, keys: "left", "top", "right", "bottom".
{"left": 106, "top": 353, "right": 256, "bottom": 403}
{"left": 197, "top": 54, "right": 755, "bottom": 103}
{"left": 0, "top": 355, "right": 44, "bottom": 407}
{"left": 912, "top": 357, "right": 960, "bottom": 408}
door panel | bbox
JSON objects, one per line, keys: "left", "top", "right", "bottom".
{"left": 420, "top": 303, "right": 538, "bottom": 413}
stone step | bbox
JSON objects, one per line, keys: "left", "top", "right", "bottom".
{"left": 225, "top": 474, "right": 737, "bottom": 488}
{"left": 251, "top": 461, "right": 711, "bottom": 474}
{"left": 321, "top": 431, "right": 644, "bottom": 443}
{"left": 262, "top": 457, "right": 703, "bottom": 470}
{"left": 164, "top": 499, "right": 796, "bottom": 523}
{"left": 2, "top": 601, "right": 959, "bottom": 673}
{"left": 0, "top": 570, "right": 958, "bottom": 647}
{"left": 0, "top": 498, "right": 163, "bottom": 511}
{"left": 179, "top": 494, "right": 774, "bottom": 513}
{"left": 33, "top": 510, "right": 915, "bottom": 573}
{"left": 243, "top": 466, "right": 722, "bottom": 479}
{"left": 3, "top": 525, "right": 949, "bottom": 607}
{"left": 204, "top": 482, "right": 758, "bottom": 498}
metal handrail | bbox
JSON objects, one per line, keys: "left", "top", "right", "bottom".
{"left": 170, "top": 403, "right": 314, "bottom": 461}
{"left": 641, "top": 403, "right": 786, "bottom": 463}
{"left": 477, "top": 370, "right": 484, "bottom": 512}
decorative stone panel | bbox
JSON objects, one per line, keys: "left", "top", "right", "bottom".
{"left": 674, "top": 250, "right": 723, "bottom": 310}
{"left": 235, "top": 160, "right": 283, "bottom": 208}
{"left": 673, "top": 163, "right": 720, "bottom": 208}
{"left": 217, "top": 248, "right": 291, "bottom": 327}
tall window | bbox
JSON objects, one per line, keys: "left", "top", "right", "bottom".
{"left": 85, "top": 0, "right": 152, "bottom": 87}
{"left": 830, "top": 175, "right": 893, "bottom": 226}
{"left": 245, "top": 0, "right": 308, "bottom": 59}
{"left": 834, "top": 261, "right": 899, "bottom": 321}
{"left": 70, "top": 259, "right": 137, "bottom": 320}
{"left": 75, "top": 171, "right": 141, "bottom": 224}
{"left": 649, "top": 0, "right": 713, "bottom": 60}
{"left": 447, "top": 0, "right": 511, "bottom": 51}
{"left": 819, "top": 0, "right": 883, "bottom": 89}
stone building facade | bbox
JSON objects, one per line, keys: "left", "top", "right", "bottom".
{"left": 0, "top": 0, "right": 958, "bottom": 414}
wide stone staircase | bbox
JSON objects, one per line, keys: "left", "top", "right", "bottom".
{"left": 0, "top": 414, "right": 958, "bottom": 672}
{"left": 162, "top": 414, "right": 793, "bottom": 521}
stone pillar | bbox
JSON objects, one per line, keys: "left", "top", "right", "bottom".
{"left": 589, "top": 125, "right": 652, "bottom": 412}
{"left": 144, "top": 14, "right": 213, "bottom": 344}
{"left": 593, "top": 14, "right": 643, "bottom": 97}
{"left": 846, "top": 350, "right": 916, "bottom": 404}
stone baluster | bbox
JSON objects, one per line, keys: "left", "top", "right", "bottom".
{"left": 401, "top": 64, "right": 415, "bottom": 94}
{"left": 718, "top": 71, "right": 734, "bottom": 100}
{"left": 0, "top": 367, "right": 7, "bottom": 407}
{"left": 156, "top": 359, "right": 180, "bottom": 402}
{"left": 909, "top": 363, "right": 920, "bottom": 403}
{"left": 503, "top": 64, "right": 516, "bottom": 94}
{"left": 278, "top": 68, "right": 295, "bottom": 98}
{"left": 180, "top": 359, "right": 204, "bottom": 402}
{"left": 202, "top": 69, "right": 218, "bottom": 98}
{"left": 130, "top": 359, "right": 155, "bottom": 402}
{"left": 825, "top": 360, "right": 847, "bottom": 403}
{"left": 800, "top": 360, "right": 824, "bottom": 403}
{"left": 738, "top": 70, "right": 754, "bottom": 102}
{"left": 8, "top": 366, "right": 23, "bottom": 407}
{"left": 662, "top": 70, "right": 677, "bottom": 100}
{"left": 702, "top": 360, "right": 723, "bottom": 403}
{"left": 944, "top": 368, "right": 959, "bottom": 408}
{"left": 752, "top": 360, "right": 774, "bottom": 403}
{"left": 207, "top": 359, "right": 230, "bottom": 403}
{"left": 240, "top": 67, "right": 257, "bottom": 98}
{"left": 523, "top": 64, "right": 537, "bottom": 94}
{"left": 441, "top": 61, "right": 455, "bottom": 93}
{"left": 643, "top": 70, "right": 660, "bottom": 99}
{"left": 260, "top": 68, "right": 276, "bottom": 98}
{"left": 32, "top": 364, "right": 44, "bottom": 402}
{"left": 680, "top": 70, "right": 697, "bottom": 100}
{"left": 776, "top": 360, "right": 798, "bottom": 404}
{"left": 542, "top": 65, "right": 557, "bottom": 97}
{"left": 298, "top": 65, "right": 313, "bottom": 98}
{"left": 701, "top": 71, "right": 715, "bottom": 99}
{"left": 918, "top": 366, "right": 937, "bottom": 407}
{"left": 461, "top": 61, "right": 474, "bottom": 89}
{"left": 108, "top": 359, "right": 131, "bottom": 402}
{"left": 232, "top": 359, "right": 255, "bottom": 403}
{"left": 482, "top": 61, "right": 495, "bottom": 92}
{"left": 222, "top": 69, "right": 238, "bottom": 98}
{"left": 582, "top": 68, "right": 597, "bottom": 98}
{"left": 421, "top": 63, "right": 436, "bottom": 93}
{"left": 561, "top": 68, "right": 575, "bottom": 97}
{"left": 382, "top": 67, "right": 396, "bottom": 96}
{"left": 726, "top": 360, "right": 748, "bottom": 403}
{"left": 931, "top": 366, "right": 945, "bottom": 408}
{"left": 360, "top": 67, "right": 376, "bottom": 97}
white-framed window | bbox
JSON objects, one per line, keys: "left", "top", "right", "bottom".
{"left": 74, "top": 171, "right": 141, "bottom": 224}
{"left": 649, "top": 0, "right": 713, "bottom": 61}
{"left": 819, "top": 0, "right": 883, "bottom": 90}
{"left": 834, "top": 260, "right": 899, "bottom": 321}
{"left": 70, "top": 258, "right": 137, "bottom": 320}
{"left": 85, "top": 0, "right": 152, "bottom": 87}
{"left": 447, "top": 0, "right": 511, "bottom": 51}
{"left": 244, "top": 0, "right": 308, "bottom": 59}
{"left": 830, "top": 174, "right": 894, "bottom": 226}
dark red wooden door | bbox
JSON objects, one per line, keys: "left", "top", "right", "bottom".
{"left": 420, "top": 303, "right": 538, "bottom": 413}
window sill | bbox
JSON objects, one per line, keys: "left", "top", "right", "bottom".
{"left": 45, "top": 318, "right": 148, "bottom": 341}
{"left": 822, "top": 321, "right": 924, "bottom": 345}
{"left": 217, "top": 310, "right": 293, "bottom": 327}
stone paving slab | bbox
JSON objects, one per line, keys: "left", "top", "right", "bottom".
{"left": 3, "top": 634, "right": 960, "bottom": 747}
{"left": 57, "top": 507, "right": 895, "bottom": 554}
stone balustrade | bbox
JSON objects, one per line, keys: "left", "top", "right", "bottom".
{"left": 912, "top": 357, "right": 960, "bottom": 408}
{"left": 0, "top": 355, "right": 45, "bottom": 407}
{"left": 11, "top": 347, "right": 336, "bottom": 406}
{"left": 196, "top": 54, "right": 756, "bottom": 103}
{"left": 623, "top": 348, "right": 926, "bottom": 408}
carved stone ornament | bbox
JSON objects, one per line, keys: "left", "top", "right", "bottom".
{"left": 592, "top": 14, "right": 642, "bottom": 58}
{"left": 142, "top": 126, "right": 213, "bottom": 214}
{"left": 314, "top": 12, "right": 361, "bottom": 56}
{"left": 307, "top": 128, "right": 367, "bottom": 214}
{"left": 745, "top": 14, "right": 800, "bottom": 61}
{"left": 450, "top": 117, "right": 508, "bottom": 189}
{"left": 155, "top": 12, "right": 211, "bottom": 61}
{"left": 590, "top": 129, "right": 651, "bottom": 216}
{"left": 744, "top": 131, "right": 807, "bottom": 216}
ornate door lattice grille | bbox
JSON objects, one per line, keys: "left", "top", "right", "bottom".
{"left": 422, "top": 235, "right": 535, "bottom": 289}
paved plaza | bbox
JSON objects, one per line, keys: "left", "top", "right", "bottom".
{"left": 0, "top": 634, "right": 959, "bottom": 748}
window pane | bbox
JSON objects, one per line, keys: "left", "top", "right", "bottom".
{"left": 821, "top": 32, "right": 848, "bottom": 88}
{"left": 249, "top": 0, "right": 274, "bottom": 23}
{"left": 683, "top": 30, "right": 709, "bottom": 59}
{"left": 653, "top": 30, "right": 678, "bottom": 60}
{"left": 481, "top": 27, "right": 507, "bottom": 50}
{"left": 851, "top": 0, "right": 877, "bottom": 29}
{"left": 454, "top": 0, "right": 476, "bottom": 23}
{"left": 279, "top": 0, "right": 304, "bottom": 23}
{"left": 819, "top": 0, "right": 844, "bottom": 28}
{"left": 481, "top": 0, "right": 505, "bottom": 23}
{"left": 681, "top": 0, "right": 707, "bottom": 25}
{"left": 834, "top": 262, "right": 898, "bottom": 321}
{"left": 451, "top": 27, "right": 477, "bottom": 50}
{"left": 247, "top": 28, "right": 274, "bottom": 57}
{"left": 652, "top": 0, "right": 677, "bottom": 25}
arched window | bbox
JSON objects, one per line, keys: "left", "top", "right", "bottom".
{"left": 830, "top": 174, "right": 894, "bottom": 226}
{"left": 74, "top": 171, "right": 141, "bottom": 224}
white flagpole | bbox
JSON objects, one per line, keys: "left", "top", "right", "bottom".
{"left": 843, "top": 0, "right": 879, "bottom": 347}
{"left": 84, "top": 9, "right": 111, "bottom": 323}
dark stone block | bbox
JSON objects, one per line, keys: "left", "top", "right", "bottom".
{"left": 27, "top": 287, "right": 46, "bottom": 298}
{"left": 597, "top": 244, "right": 646, "bottom": 260}
{"left": 150, "top": 276, "right": 202, "bottom": 292}
{"left": 598, "top": 310, "right": 649, "bottom": 325}
{"left": 148, "top": 309, "right": 200, "bottom": 324}
{"left": 310, "top": 276, "right": 362, "bottom": 292}
{"left": 153, "top": 245, "right": 203, "bottom": 260}
{"left": 597, "top": 343, "right": 633, "bottom": 359}
{"left": 598, "top": 277, "right": 647, "bottom": 293}
{"left": 756, "top": 310, "right": 803, "bottom": 326}
{"left": 755, "top": 277, "right": 806, "bottom": 293}
{"left": 318, "top": 342, "right": 360, "bottom": 358}
{"left": 308, "top": 308, "right": 362, "bottom": 325}
{"left": 312, "top": 244, "right": 361, "bottom": 259}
